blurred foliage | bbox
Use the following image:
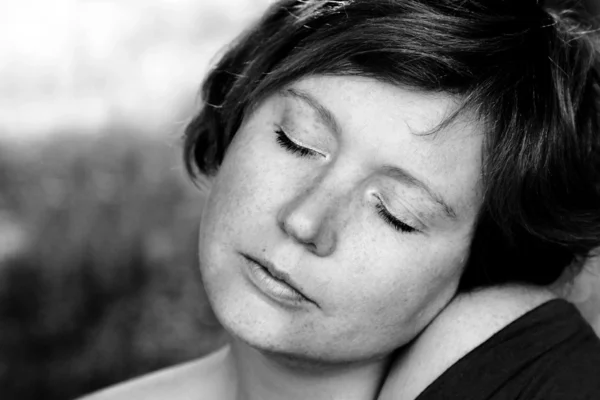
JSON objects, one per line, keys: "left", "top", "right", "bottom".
{"left": 0, "top": 129, "right": 226, "bottom": 400}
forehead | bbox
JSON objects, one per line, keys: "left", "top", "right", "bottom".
{"left": 273, "top": 75, "right": 485, "bottom": 221}
{"left": 285, "top": 75, "right": 464, "bottom": 135}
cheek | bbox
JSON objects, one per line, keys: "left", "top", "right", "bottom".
{"left": 204, "top": 132, "right": 270, "bottom": 221}
{"left": 325, "top": 232, "right": 470, "bottom": 335}
{"left": 200, "top": 125, "right": 301, "bottom": 258}
{"left": 300, "top": 247, "right": 467, "bottom": 358}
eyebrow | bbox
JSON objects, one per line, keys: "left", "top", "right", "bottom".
{"left": 280, "top": 87, "right": 342, "bottom": 137}
{"left": 280, "top": 86, "right": 458, "bottom": 222}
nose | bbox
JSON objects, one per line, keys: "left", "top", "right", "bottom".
{"left": 277, "top": 185, "right": 338, "bottom": 257}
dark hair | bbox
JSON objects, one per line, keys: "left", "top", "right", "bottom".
{"left": 183, "top": 0, "right": 600, "bottom": 291}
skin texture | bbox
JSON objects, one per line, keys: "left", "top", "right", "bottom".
{"left": 199, "top": 74, "right": 485, "bottom": 368}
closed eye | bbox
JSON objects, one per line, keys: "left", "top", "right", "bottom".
{"left": 275, "top": 128, "right": 323, "bottom": 158}
{"left": 375, "top": 201, "right": 419, "bottom": 234}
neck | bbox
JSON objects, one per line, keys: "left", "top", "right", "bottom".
{"left": 229, "top": 338, "right": 391, "bottom": 400}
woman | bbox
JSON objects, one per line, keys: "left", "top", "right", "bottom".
{"left": 83, "top": 0, "right": 600, "bottom": 399}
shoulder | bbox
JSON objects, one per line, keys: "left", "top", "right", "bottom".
{"left": 419, "top": 285, "right": 559, "bottom": 354}
{"left": 379, "top": 286, "right": 559, "bottom": 400}
{"left": 78, "top": 346, "right": 233, "bottom": 400}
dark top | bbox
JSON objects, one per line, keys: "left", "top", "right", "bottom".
{"left": 416, "top": 299, "right": 600, "bottom": 400}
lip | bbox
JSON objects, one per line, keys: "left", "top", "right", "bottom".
{"left": 240, "top": 253, "right": 316, "bottom": 307}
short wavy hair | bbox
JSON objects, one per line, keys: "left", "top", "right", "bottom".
{"left": 183, "top": 0, "right": 600, "bottom": 291}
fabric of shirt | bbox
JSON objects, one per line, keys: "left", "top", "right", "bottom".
{"left": 416, "top": 299, "right": 600, "bottom": 400}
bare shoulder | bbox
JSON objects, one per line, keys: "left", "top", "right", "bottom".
{"left": 426, "top": 285, "right": 558, "bottom": 348}
{"left": 79, "top": 345, "right": 233, "bottom": 400}
{"left": 379, "top": 286, "right": 557, "bottom": 400}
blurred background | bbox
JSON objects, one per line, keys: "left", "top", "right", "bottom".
{"left": 0, "top": 1, "right": 599, "bottom": 399}
{"left": 0, "top": 1, "right": 271, "bottom": 399}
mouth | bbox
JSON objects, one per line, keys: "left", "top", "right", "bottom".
{"left": 241, "top": 253, "right": 316, "bottom": 306}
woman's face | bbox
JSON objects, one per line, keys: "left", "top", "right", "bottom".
{"left": 198, "top": 75, "right": 483, "bottom": 364}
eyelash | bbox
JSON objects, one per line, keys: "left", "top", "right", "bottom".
{"left": 275, "top": 128, "right": 317, "bottom": 158}
{"left": 375, "top": 202, "right": 418, "bottom": 234}
{"left": 275, "top": 128, "right": 418, "bottom": 234}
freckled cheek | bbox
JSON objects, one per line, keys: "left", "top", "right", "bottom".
{"left": 211, "top": 136, "right": 295, "bottom": 226}
{"left": 332, "top": 243, "right": 464, "bottom": 315}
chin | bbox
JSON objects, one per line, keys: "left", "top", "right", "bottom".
{"left": 205, "top": 283, "right": 325, "bottom": 360}
{"left": 202, "top": 262, "right": 294, "bottom": 331}
{"left": 213, "top": 294, "right": 398, "bottom": 366}
{"left": 240, "top": 329, "right": 395, "bottom": 368}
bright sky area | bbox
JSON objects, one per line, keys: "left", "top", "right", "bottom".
{"left": 0, "top": 0, "right": 270, "bottom": 140}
